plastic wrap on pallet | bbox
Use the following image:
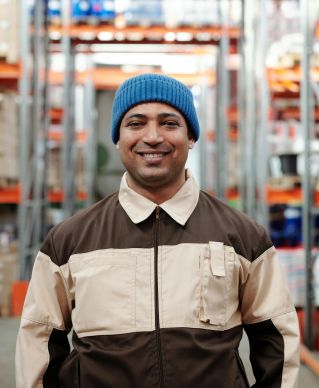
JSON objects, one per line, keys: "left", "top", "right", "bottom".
{"left": 0, "top": 92, "right": 19, "bottom": 181}
{"left": 277, "top": 247, "right": 319, "bottom": 307}
{"left": 119, "top": 0, "right": 164, "bottom": 27}
{"left": 0, "top": 242, "right": 19, "bottom": 316}
{"left": 0, "top": 0, "right": 19, "bottom": 63}
{"left": 36, "top": 0, "right": 244, "bottom": 28}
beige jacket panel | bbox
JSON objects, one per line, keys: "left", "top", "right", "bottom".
{"left": 16, "top": 252, "right": 72, "bottom": 388}
{"left": 16, "top": 318, "right": 52, "bottom": 388}
{"left": 240, "top": 246, "right": 295, "bottom": 324}
{"left": 69, "top": 248, "right": 155, "bottom": 337}
{"left": 272, "top": 312, "right": 300, "bottom": 388}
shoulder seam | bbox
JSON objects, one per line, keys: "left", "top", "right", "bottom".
{"left": 20, "top": 316, "right": 71, "bottom": 331}
{"left": 243, "top": 307, "right": 296, "bottom": 325}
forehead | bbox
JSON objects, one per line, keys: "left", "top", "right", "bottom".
{"left": 122, "top": 102, "right": 184, "bottom": 119}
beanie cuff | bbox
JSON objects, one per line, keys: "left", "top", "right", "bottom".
{"left": 111, "top": 73, "right": 200, "bottom": 143}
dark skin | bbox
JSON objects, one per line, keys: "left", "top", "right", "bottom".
{"left": 117, "top": 102, "right": 194, "bottom": 204}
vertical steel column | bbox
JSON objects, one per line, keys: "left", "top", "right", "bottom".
{"left": 18, "top": 0, "right": 32, "bottom": 279}
{"left": 255, "top": 0, "right": 270, "bottom": 228}
{"left": 18, "top": 0, "right": 48, "bottom": 279}
{"left": 242, "top": 0, "right": 257, "bottom": 218}
{"left": 84, "top": 70, "right": 96, "bottom": 207}
{"left": 30, "top": 0, "right": 45, "bottom": 258}
{"left": 215, "top": 1, "right": 230, "bottom": 201}
{"left": 198, "top": 79, "right": 208, "bottom": 191}
{"left": 300, "top": 0, "right": 315, "bottom": 349}
{"left": 42, "top": 0, "right": 51, "bottom": 232}
{"left": 61, "top": 0, "right": 76, "bottom": 218}
{"left": 237, "top": 0, "right": 246, "bottom": 212}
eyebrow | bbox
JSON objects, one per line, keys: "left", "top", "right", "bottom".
{"left": 158, "top": 113, "right": 181, "bottom": 120}
{"left": 124, "top": 112, "right": 182, "bottom": 120}
{"left": 125, "top": 113, "right": 146, "bottom": 120}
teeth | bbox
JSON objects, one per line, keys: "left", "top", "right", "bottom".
{"left": 142, "top": 153, "right": 165, "bottom": 159}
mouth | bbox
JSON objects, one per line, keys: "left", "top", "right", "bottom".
{"left": 136, "top": 151, "right": 171, "bottom": 162}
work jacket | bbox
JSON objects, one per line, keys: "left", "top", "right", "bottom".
{"left": 16, "top": 171, "right": 300, "bottom": 387}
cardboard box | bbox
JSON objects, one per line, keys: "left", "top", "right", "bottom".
{"left": 0, "top": 92, "right": 19, "bottom": 179}
{"left": 0, "top": 242, "right": 19, "bottom": 316}
{"left": 0, "top": 0, "right": 19, "bottom": 63}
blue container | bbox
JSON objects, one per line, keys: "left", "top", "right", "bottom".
{"left": 283, "top": 206, "right": 302, "bottom": 247}
{"left": 90, "top": 0, "right": 115, "bottom": 22}
{"left": 48, "top": 0, "right": 61, "bottom": 17}
{"left": 72, "top": 0, "right": 91, "bottom": 22}
{"left": 269, "top": 204, "right": 286, "bottom": 247}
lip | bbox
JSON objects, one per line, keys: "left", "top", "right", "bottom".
{"left": 135, "top": 150, "right": 171, "bottom": 164}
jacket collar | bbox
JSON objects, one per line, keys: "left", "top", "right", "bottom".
{"left": 118, "top": 170, "right": 199, "bottom": 225}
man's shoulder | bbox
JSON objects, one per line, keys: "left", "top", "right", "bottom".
{"left": 197, "top": 191, "right": 273, "bottom": 261}
{"left": 198, "top": 190, "right": 257, "bottom": 225}
{"left": 41, "top": 192, "right": 120, "bottom": 265}
{"left": 55, "top": 192, "right": 119, "bottom": 232}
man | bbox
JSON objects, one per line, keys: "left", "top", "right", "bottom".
{"left": 16, "top": 73, "right": 300, "bottom": 387}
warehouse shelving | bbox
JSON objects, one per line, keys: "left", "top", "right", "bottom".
{"left": 49, "top": 24, "right": 241, "bottom": 45}
{"left": 0, "top": 185, "right": 88, "bottom": 205}
{"left": 259, "top": 0, "right": 319, "bottom": 350}
{"left": 300, "top": 0, "right": 319, "bottom": 350}
{"left": 0, "top": 61, "right": 20, "bottom": 88}
{"left": 48, "top": 67, "right": 216, "bottom": 89}
{"left": 0, "top": 186, "right": 20, "bottom": 204}
{"left": 0, "top": 0, "right": 315, "bottom": 358}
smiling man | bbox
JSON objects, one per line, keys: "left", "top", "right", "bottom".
{"left": 16, "top": 73, "right": 300, "bottom": 388}
{"left": 117, "top": 102, "right": 193, "bottom": 203}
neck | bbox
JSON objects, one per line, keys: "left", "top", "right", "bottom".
{"left": 126, "top": 172, "right": 187, "bottom": 204}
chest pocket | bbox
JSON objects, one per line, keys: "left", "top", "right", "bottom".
{"left": 199, "top": 242, "right": 235, "bottom": 326}
{"left": 70, "top": 250, "right": 137, "bottom": 335}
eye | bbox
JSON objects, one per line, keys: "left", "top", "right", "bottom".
{"left": 162, "top": 120, "right": 180, "bottom": 128}
{"left": 127, "top": 121, "right": 143, "bottom": 128}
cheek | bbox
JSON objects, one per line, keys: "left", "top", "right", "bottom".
{"left": 118, "top": 132, "right": 139, "bottom": 148}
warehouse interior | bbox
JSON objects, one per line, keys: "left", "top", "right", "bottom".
{"left": 1, "top": 0, "right": 319, "bottom": 386}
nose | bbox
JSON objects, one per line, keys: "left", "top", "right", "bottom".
{"left": 142, "top": 122, "right": 164, "bottom": 145}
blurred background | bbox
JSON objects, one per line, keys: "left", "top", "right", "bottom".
{"left": 0, "top": 0, "right": 319, "bottom": 385}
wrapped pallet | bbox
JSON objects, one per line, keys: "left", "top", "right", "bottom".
{"left": 0, "top": 92, "right": 19, "bottom": 182}
{"left": 0, "top": 240, "right": 19, "bottom": 316}
{"left": 0, "top": 0, "right": 19, "bottom": 63}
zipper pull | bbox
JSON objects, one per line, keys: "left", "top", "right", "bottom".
{"left": 155, "top": 206, "right": 160, "bottom": 220}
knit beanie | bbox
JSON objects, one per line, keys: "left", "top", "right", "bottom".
{"left": 111, "top": 73, "right": 200, "bottom": 144}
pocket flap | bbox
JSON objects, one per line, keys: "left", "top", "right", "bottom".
{"left": 209, "top": 241, "right": 225, "bottom": 277}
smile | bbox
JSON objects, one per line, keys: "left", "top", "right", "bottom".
{"left": 136, "top": 151, "right": 171, "bottom": 161}
{"left": 141, "top": 153, "right": 166, "bottom": 159}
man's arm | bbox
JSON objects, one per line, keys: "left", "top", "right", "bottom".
{"left": 16, "top": 242, "right": 72, "bottom": 388}
{"left": 241, "top": 245, "right": 300, "bottom": 388}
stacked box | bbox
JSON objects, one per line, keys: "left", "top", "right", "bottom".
{"left": 277, "top": 248, "right": 305, "bottom": 306}
{"left": 0, "top": 0, "right": 19, "bottom": 63}
{"left": 228, "top": 141, "right": 239, "bottom": 189}
{"left": 0, "top": 241, "right": 19, "bottom": 316}
{"left": 48, "top": 146, "right": 62, "bottom": 191}
{"left": 0, "top": 92, "right": 19, "bottom": 181}
{"left": 75, "top": 147, "right": 86, "bottom": 192}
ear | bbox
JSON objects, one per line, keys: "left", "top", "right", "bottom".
{"left": 188, "top": 131, "right": 195, "bottom": 146}
{"left": 116, "top": 142, "right": 120, "bottom": 150}
{"left": 188, "top": 137, "right": 195, "bottom": 149}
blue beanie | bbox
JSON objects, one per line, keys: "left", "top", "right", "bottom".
{"left": 111, "top": 73, "right": 200, "bottom": 144}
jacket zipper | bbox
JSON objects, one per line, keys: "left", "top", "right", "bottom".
{"left": 154, "top": 206, "right": 164, "bottom": 388}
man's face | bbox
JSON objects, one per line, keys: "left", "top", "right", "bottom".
{"left": 118, "top": 102, "right": 194, "bottom": 196}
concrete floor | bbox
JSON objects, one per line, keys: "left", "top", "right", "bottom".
{"left": 2, "top": 318, "right": 318, "bottom": 387}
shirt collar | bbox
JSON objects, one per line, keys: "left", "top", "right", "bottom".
{"left": 118, "top": 170, "right": 199, "bottom": 225}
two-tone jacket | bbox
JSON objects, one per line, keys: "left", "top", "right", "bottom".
{"left": 16, "top": 171, "right": 300, "bottom": 387}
